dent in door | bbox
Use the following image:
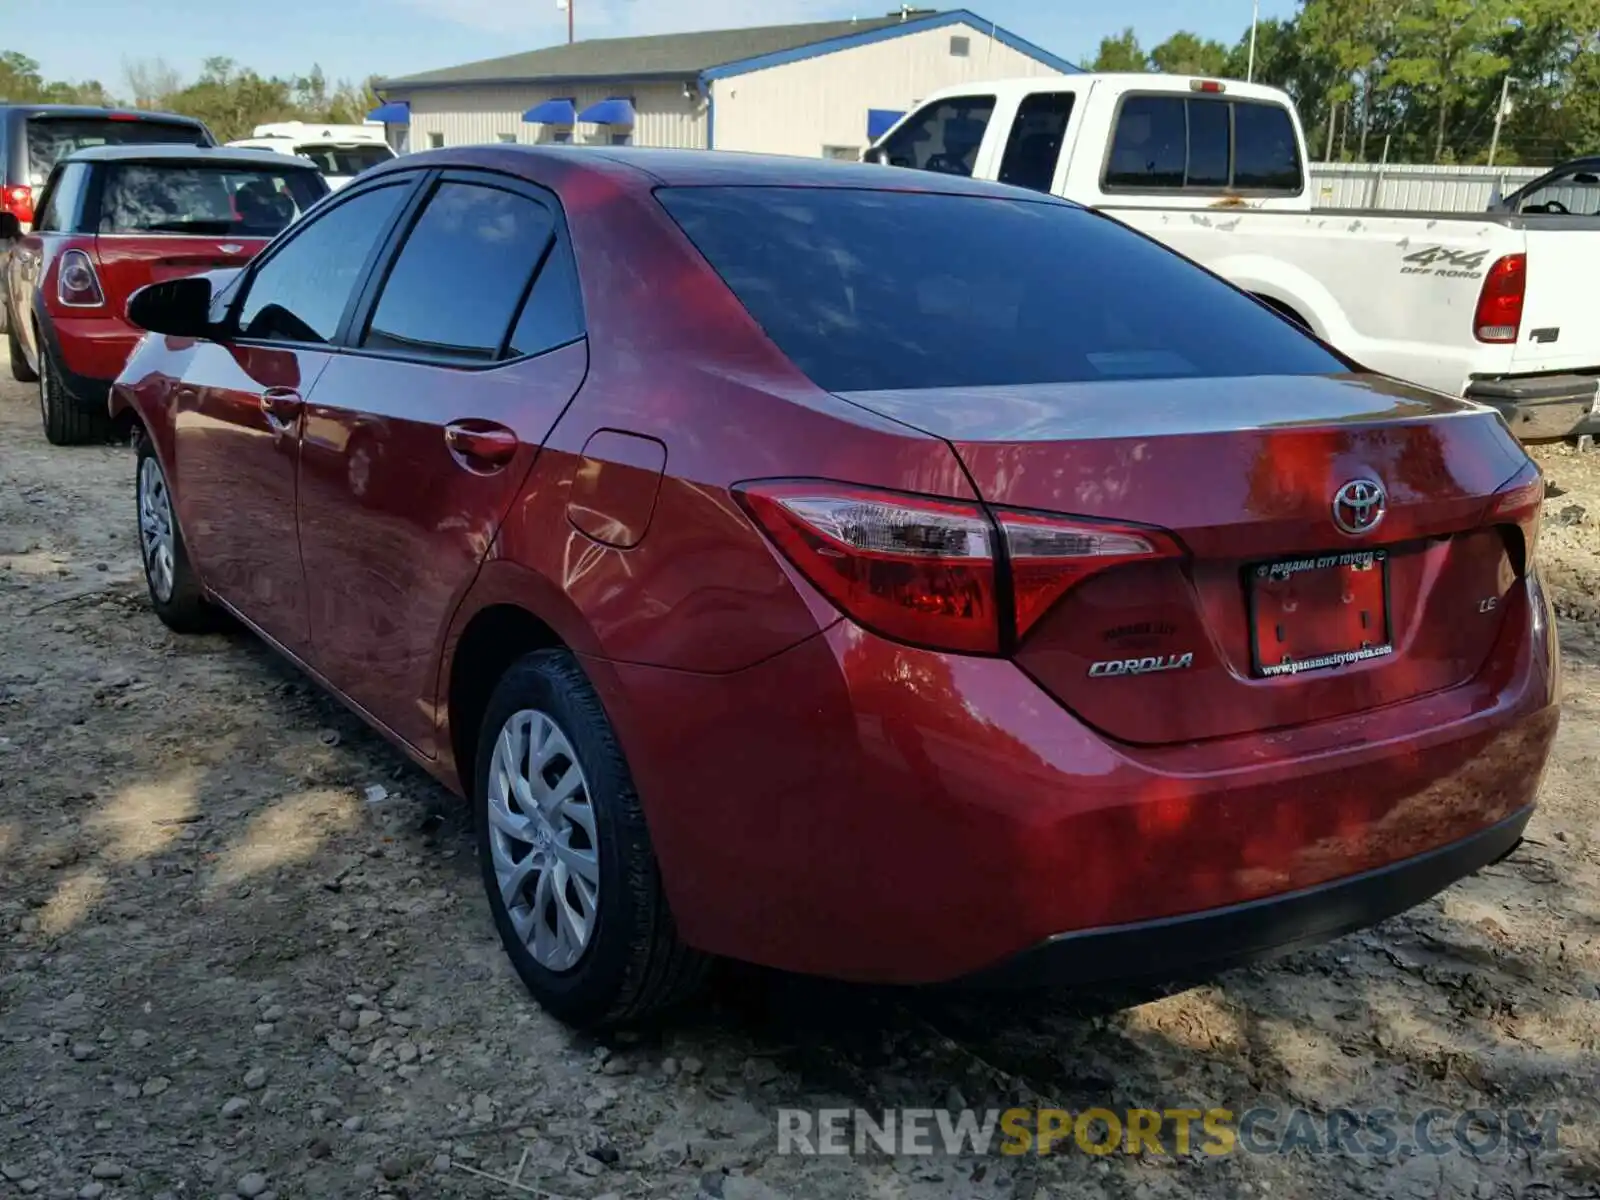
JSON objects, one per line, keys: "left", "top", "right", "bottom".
{"left": 567, "top": 430, "right": 668, "bottom": 549}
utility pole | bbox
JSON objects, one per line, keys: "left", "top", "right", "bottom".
{"left": 1246, "top": 0, "right": 1260, "bottom": 82}
{"left": 556, "top": 0, "right": 573, "bottom": 43}
{"left": 1487, "top": 73, "right": 1512, "bottom": 167}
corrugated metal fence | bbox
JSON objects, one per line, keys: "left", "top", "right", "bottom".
{"left": 1308, "top": 162, "right": 1546, "bottom": 212}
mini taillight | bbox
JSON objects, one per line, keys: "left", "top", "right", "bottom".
{"left": 1489, "top": 459, "right": 1543, "bottom": 573}
{"left": 57, "top": 249, "right": 105, "bottom": 307}
{"left": 737, "top": 481, "right": 1183, "bottom": 654}
{"left": 3, "top": 184, "right": 32, "bottom": 224}
{"left": 1474, "top": 254, "right": 1525, "bottom": 343}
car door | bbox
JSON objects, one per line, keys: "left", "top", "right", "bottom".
{"left": 296, "top": 171, "right": 588, "bottom": 755}
{"left": 172, "top": 176, "right": 418, "bottom": 656}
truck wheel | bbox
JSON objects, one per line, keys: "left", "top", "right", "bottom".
{"left": 7, "top": 305, "right": 37, "bottom": 382}
{"left": 474, "top": 650, "right": 710, "bottom": 1028}
{"left": 38, "top": 334, "right": 111, "bottom": 446}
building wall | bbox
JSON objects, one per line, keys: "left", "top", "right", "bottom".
{"left": 711, "top": 21, "right": 1064, "bottom": 159}
{"left": 396, "top": 81, "right": 707, "bottom": 150}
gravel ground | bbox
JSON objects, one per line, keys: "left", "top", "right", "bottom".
{"left": 2, "top": 352, "right": 1599, "bottom": 1200}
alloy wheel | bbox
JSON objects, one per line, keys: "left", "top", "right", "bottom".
{"left": 485, "top": 709, "right": 601, "bottom": 972}
{"left": 138, "top": 455, "right": 177, "bottom": 604}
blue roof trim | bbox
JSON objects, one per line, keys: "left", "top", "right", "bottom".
{"left": 523, "top": 98, "right": 577, "bottom": 124}
{"left": 867, "top": 108, "right": 904, "bottom": 139}
{"left": 367, "top": 101, "right": 410, "bottom": 123}
{"left": 578, "top": 97, "right": 636, "bottom": 126}
{"left": 699, "top": 9, "right": 1078, "bottom": 82}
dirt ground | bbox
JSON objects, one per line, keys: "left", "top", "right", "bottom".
{"left": 2, "top": 354, "right": 1598, "bottom": 1200}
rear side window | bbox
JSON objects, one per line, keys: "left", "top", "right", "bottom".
{"left": 656, "top": 186, "right": 1343, "bottom": 394}
{"left": 34, "top": 162, "right": 92, "bottom": 233}
{"left": 25, "top": 117, "right": 208, "bottom": 186}
{"left": 996, "top": 92, "right": 1076, "bottom": 194}
{"left": 99, "top": 165, "right": 327, "bottom": 236}
{"left": 237, "top": 183, "right": 406, "bottom": 344}
{"left": 362, "top": 181, "right": 556, "bottom": 362}
{"left": 508, "top": 237, "right": 584, "bottom": 358}
{"left": 1106, "top": 96, "right": 1302, "bottom": 193}
{"left": 878, "top": 96, "right": 995, "bottom": 177}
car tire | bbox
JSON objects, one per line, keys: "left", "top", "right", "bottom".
{"left": 135, "top": 434, "right": 219, "bottom": 633}
{"left": 7, "top": 305, "right": 37, "bottom": 382}
{"left": 38, "top": 333, "right": 111, "bottom": 446}
{"left": 474, "top": 650, "right": 710, "bottom": 1027}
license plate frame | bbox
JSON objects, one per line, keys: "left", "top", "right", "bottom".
{"left": 1247, "top": 549, "right": 1394, "bottom": 678}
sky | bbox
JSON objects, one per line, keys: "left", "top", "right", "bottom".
{"left": 24, "top": 0, "right": 1299, "bottom": 94}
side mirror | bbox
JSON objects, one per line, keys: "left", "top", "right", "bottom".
{"left": 126, "top": 276, "right": 215, "bottom": 339}
{"left": 862, "top": 146, "right": 886, "bottom": 165}
{"left": 0, "top": 212, "right": 21, "bottom": 240}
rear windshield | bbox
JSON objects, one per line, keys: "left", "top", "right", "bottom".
{"left": 656, "top": 187, "right": 1345, "bottom": 393}
{"left": 293, "top": 144, "right": 394, "bottom": 176}
{"left": 99, "top": 164, "right": 327, "bottom": 237}
{"left": 26, "top": 118, "right": 208, "bottom": 186}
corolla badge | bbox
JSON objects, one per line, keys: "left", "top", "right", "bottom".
{"left": 1332, "top": 479, "right": 1386, "bottom": 536}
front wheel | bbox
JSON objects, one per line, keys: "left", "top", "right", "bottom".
{"left": 475, "top": 650, "right": 709, "bottom": 1027}
{"left": 135, "top": 436, "right": 220, "bottom": 632}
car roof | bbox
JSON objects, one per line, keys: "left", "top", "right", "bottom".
{"left": 377, "top": 144, "right": 1073, "bottom": 204}
{"left": 2, "top": 104, "right": 206, "bottom": 124}
{"left": 62, "top": 144, "right": 322, "bottom": 170}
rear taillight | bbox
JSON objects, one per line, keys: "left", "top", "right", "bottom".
{"left": 57, "top": 249, "right": 105, "bottom": 307}
{"left": 1474, "top": 254, "right": 1525, "bottom": 343}
{"left": 736, "top": 481, "right": 1182, "bottom": 654}
{"left": 3, "top": 184, "right": 32, "bottom": 224}
{"left": 1489, "top": 459, "right": 1543, "bottom": 573}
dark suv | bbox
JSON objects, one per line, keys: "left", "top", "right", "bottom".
{"left": 1, "top": 105, "right": 215, "bottom": 333}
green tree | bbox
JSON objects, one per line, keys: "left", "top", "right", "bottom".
{"left": 0, "top": 50, "right": 110, "bottom": 105}
{"left": 1385, "top": 0, "right": 1512, "bottom": 160}
{"left": 1148, "top": 31, "right": 1231, "bottom": 76}
{"left": 1084, "top": 27, "right": 1148, "bottom": 71}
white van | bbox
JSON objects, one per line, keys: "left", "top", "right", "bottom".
{"left": 226, "top": 122, "right": 395, "bottom": 190}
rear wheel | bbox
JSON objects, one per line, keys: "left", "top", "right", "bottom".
{"left": 6, "top": 305, "right": 36, "bottom": 382}
{"left": 135, "top": 435, "right": 218, "bottom": 632}
{"left": 38, "top": 332, "right": 111, "bottom": 445}
{"left": 474, "top": 650, "right": 709, "bottom": 1027}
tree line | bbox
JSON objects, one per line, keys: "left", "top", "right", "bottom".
{"left": 1086, "top": 0, "right": 1597, "bottom": 166}
{"left": 0, "top": 51, "right": 379, "bottom": 143}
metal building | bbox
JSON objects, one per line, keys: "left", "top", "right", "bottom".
{"left": 369, "top": 7, "right": 1072, "bottom": 161}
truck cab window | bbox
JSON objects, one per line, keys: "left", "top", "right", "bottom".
{"left": 879, "top": 96, "right": 996, "bottom": 178}
{"left": 997, "top": 93, "right": 1076, "bottom": 194}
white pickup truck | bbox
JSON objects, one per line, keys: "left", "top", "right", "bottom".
{"left": 866, "top": 74, "right": 1600, "bottom": 440}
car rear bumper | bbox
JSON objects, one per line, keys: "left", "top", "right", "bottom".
{"left": 963, "top": 806, "right": 1530, "bottom": 989}
{"left": 1466, "top": 374, "right": 1599, "bottom": 441}
{"left": 593, "top": 573, "right": 1559, "bottom": 985}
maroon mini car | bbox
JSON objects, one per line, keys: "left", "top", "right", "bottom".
{"left": 2, "top": 144, "right": 327, "bottom": 444}
{"left": 113, "top": 146, "right": 1558, "bottom": 1027}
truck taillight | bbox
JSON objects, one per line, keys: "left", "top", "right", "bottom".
{"left": 3, "top": 184, "right": 32, "bottom": 225}
{"left": 57, "top": 249, "right": 105, "bottom": 307}
{"left": 1473, "top": 253, "right": 1525, "bottom": 343}
{"left": 736, "top": 481, "right": 1182, "bottom": 654}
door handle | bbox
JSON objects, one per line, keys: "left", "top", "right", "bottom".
{"left": 444, "top": 421, "right": 519, "bottom": 469}
{"left": 260, "top": 388, "right": 303, "bottom": 435}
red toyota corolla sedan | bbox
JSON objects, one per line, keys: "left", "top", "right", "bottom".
{"left": 112, "top": 146, "right": 1559, "bottom": 1027}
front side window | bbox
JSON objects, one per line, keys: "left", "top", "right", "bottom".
{"left": 996, "top": 92, "right": 1076, "bottom": 194}
{"left": 879, "top": 95, "right": 995, "bottom": 177}
{"left": 1106, "top": 96, "right": 1302, "bottom": 194}
{"left": 657, "top": 186, "right": 1343, "bottom": 394}
{"left": 235, "top": 182, "right": 407, "bottom": 344}
{"left": 362, "top": 181, "right": 557, "bottom": 362}
{"left": 98, "top": 164, "right": 327, "bottom": 236}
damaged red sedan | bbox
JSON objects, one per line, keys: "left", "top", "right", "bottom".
{"left": 112, "top": 146, "right": 1559, "bottom": 1027}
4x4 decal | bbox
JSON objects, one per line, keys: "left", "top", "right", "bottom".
{"left": 1401, "top": 246, "right": 1489, "bottom": 278}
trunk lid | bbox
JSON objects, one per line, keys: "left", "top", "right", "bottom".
{"left": 93, "top": 235, "right": 268, "bottom": 306}
{"left": 840, "top": 373, "right": 1532, "bottom": 744}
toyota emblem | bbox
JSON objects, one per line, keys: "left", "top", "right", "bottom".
{"left": 1332, "top": 479, "right": 1386, "bottom": 536}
